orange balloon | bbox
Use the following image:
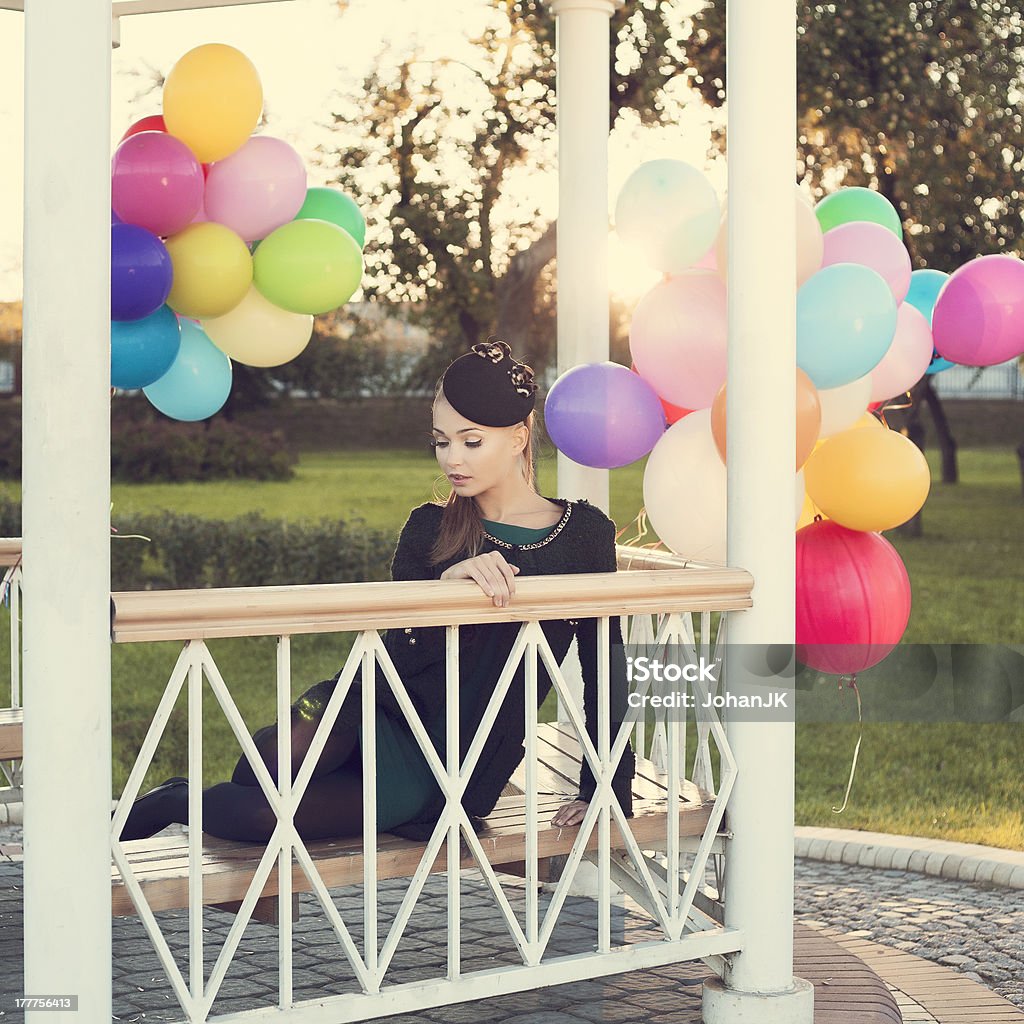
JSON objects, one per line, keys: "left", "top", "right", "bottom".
{"left": 711, "top": 368, "right": 822, "bottom": 469}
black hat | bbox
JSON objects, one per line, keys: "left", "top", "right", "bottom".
{"left": 439, "top": 338, "right": 538, "bottom": 427}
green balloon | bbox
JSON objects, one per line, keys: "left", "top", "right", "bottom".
{"left": 295, "top": 186, "right": 366, "bottom": 248}
{"left": 815, "top": 186, "right": 903, "bottom": 239}
{"left": 253, "top": 219, "right": 363, "bottom": 315}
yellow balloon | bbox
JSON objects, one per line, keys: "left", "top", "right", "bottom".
{"left": 202, "top": 285, "right": 313, "bottom": 367}
{"left": 165, "top": 223, "right": 253, "bottom": 319}
{"left": 163, "top": 44, "right": 263, "bottom": 162}
{"left": 804, "top": 427, "right": 930, "bottom": 531}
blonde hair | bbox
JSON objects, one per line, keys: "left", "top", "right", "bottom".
{"left": 429, "top": 381, "right": 538, "bottom": 566}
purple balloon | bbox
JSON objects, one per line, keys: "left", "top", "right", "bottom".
{"left": 932, "top": 254, "right": 1024, "bottom": 366}
{"left": 544, "top": 362, "right": 666, "bottom": 469}
{"left": 111, "top": 223, "right": 173, "bottom": 322}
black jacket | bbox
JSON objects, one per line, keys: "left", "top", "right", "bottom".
{"left": 360, "top": 496, "right": 636, "bottom": 840}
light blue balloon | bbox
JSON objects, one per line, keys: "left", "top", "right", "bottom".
{"left": 111, "top": 305, "right": 181, "bottom": 390}
{"left": 797, "top": 263, "right": 898, "bottom": 389}
{"left": 904, "top": 269, "right": 948, "bottom": 324}
{"left": 905, "top": 269, "right": 956, "bottom": 374}
{"left": 143, "top": 320, "right": 232, "bottom": 421}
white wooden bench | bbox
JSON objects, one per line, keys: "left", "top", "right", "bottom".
{"left": 106, "top": 722, "right": 717, "bottom": 923}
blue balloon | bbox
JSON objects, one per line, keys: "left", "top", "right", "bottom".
{"left": 904, "top": 270, "right": 955, "bottom": 374}
{"left": 111, "top": 223, "right": 172, "bottom": 322}
{"left": 143, "top": 320, "right": 232, "bottom": 421}
{"left": 544, "top": 362, "right": 666, "bottom": 469}
{"left": 111, "top": 305, "right": 181, "bottom": 390}
{"left": 797, "top": 263, "right": 898, "bottom": 389}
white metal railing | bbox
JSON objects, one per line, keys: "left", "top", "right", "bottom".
{"left": 107, "top": 557, "right": 752, "bottom": 1023}
{"left": 0, "top": 538, "right": 23, "bottom": 796}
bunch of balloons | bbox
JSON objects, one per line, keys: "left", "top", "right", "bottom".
{"left": 110, "top": 44, "right": 366, "bottom": 421}
{"left": 545, "top": 160, "right": 1024, "bottom": 675}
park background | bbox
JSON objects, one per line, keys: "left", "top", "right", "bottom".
{"left": 0, "top": 0, "right": 1021, "bottom": 849}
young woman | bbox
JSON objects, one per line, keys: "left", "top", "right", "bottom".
{"left": 117, "top": 339, "right": 635, "bottom": 844}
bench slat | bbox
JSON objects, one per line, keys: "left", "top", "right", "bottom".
{"left": 110, "top": 794, "right": 713, "bottom": 916}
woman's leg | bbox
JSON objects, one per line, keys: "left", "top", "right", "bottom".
{"left": 230, "top": 676, "right": 363, "bottom": 788}
{"left": 196, "top": 767, "right": 366, "bottom": 842}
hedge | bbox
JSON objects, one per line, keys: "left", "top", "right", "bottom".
{"left": 0, "top": 401, "right": 296, "bottom": 483}
{"left": 0, "top": 497, "right": 395, "bottom": 590}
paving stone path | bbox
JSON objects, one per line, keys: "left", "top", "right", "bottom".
{"left": 1, "top": 819, "right": 1020, "bottom": 1023}
{"left": 794, "top": 857, "right": 1024, "bottom": 1010}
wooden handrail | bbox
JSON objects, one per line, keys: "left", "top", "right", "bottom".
{"left": 111, "top": 567, "right": 753, "bottom": 643}
{"left": 0, "top": 539, "right": 21, "bottom": 568}
{"left": 0, "top": 536, "right": 752, "bottom": 641}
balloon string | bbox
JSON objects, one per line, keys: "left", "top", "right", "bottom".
{"left": 616, "top": 507, "right": 668, "bottom": 553}
{"left": 876, "top": 391, "right": 913, "bottom": 430}
{"left": 831, "top": 673, "right": 862, "bottom": 815}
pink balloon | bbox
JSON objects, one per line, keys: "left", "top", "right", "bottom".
{"left": 821, "top": 221, "right": 912, "bottom": 303}
{"left": 204, "top": 136, "right": 307, "bottom": 242}
{"left": 629, "top": 272, "right": 727, "bottom": 409}
{"left": 796, "top": 520, "right": 911, "bottom": 676}
{"left": 693, "top": 244, "right": 717, "bottom": 271}
{"left": 869, "top": 302, "right": 934, "bottom": 402}
{"left": 111, "top": 131, "right": 204, "bottom": 237}
{"left": 931, "top": 254, "right": 1024, "bottom": 366}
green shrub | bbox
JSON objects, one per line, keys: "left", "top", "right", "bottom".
{"left": 0, "top": 496, "right": 393, "bottom": 590}
{"left": 0, "top": 401, "right": 297, "bottom": 482}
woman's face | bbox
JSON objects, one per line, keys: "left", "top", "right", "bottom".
{"left": 431, "top": 397, "right": 526, "bottom": 498}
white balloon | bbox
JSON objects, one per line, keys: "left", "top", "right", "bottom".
{"left": 817, "top": 374, "right": 872, "bottom": 438}
{"left": 644, "top": 410, "right": 727, "bottom": 562}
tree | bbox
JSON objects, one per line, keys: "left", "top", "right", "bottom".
{"left": 681, "top": 0, "right": 1024, "bottom": 483}
{"left": 321, "top": 0, "right": 690, "bottom": 386}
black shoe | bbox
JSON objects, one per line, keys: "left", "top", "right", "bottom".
{"left": 114, "top": 777, "right": 188, "bottom": 841}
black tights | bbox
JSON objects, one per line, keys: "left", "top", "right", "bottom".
{"left": 135, "top": 678, "right": 373, "bottom": 844}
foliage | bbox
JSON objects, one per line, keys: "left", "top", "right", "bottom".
{"left": 683, "top": 0, "right": 1024, "bottom": 268}
{"left": 0, "top": 399, "right": 297, "bottom": 482}
{"left": 0, "top": 495, "right": 394, "bottom": 590}
{"left": 322, "top": 0, "right": 690, "bottom": 383}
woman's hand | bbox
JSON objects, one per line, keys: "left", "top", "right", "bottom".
{"left": 440, "top": 551, "right": 520, "bottom": 607}
{"left": 550, "top": 799, "right": 589, "bottom": 828}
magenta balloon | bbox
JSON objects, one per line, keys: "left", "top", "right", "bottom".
{"left": 544, "top": 362, "right": 666, "bottom": 469}
{"left": 869, "top": 302, "right": 934, "bottom": 402}
{"left": 204, "top": 136, "right": 307, "bottom": 242}
{"left": 629, "top": 272, "right": 728, "bottom": 409}
{"left": 931, "top": 254, "right": 1024, "bottom": 366}
{"left": 111, "top": 131, "right": 204, "bottom": 237}
{"left": 821, "top": 221, "right": 912, "bottom": 302}
{"left": 796, "top": 520, "right": 911, "bottom": 676}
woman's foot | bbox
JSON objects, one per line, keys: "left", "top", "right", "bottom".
{"left": 114, "top": 777, "right": 188, "bottom": 841}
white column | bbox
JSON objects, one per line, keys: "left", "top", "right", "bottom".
{"left": 548, "top": 0, "right": 619, "bottom": 513}
{"left": 703, "top": 0, "right": 814, "bottom": 1021}
{"left": 22, "top": 3, "right": 112, "bottom": 1021}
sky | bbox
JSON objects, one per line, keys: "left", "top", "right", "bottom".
{"left": 0, "top": 0, "right": 722, "bottom": 304}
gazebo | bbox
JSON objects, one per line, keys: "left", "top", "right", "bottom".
{"left": 9, "top": 0, "right": 810, "bottom": 1021}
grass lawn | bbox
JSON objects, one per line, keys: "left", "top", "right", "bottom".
{"left": 1, "top": 445, "right": 1020, "bottom": 848}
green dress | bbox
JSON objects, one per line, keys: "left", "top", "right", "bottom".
{"left": 359, "top": 518, "right": 555, "bottom": 831}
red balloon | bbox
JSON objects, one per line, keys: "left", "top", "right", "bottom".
{"left": 630, "top": 362, "right": 691, "bottom": 425}
{"left": 660, "top": 397, "right": 693, "bottom": 425}
{"left": 795, "top": 520, "right": 911, "bottom": 675}
{"left": 121, "top": 114, "right": 167, "bottom": 141}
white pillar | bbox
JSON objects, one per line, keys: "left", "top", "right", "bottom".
{"left": 22, "top": 2, "right": 112, "bottom": 1021}
{"left": 548, "top": 0, "right": 619, "bottom": 514}
{"left": 703, "top": 0, "right": 814, "bottom": 1021}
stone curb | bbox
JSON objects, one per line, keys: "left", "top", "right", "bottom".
{"left": 795, "top": 825, "right": 1024, "bottom": 890}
